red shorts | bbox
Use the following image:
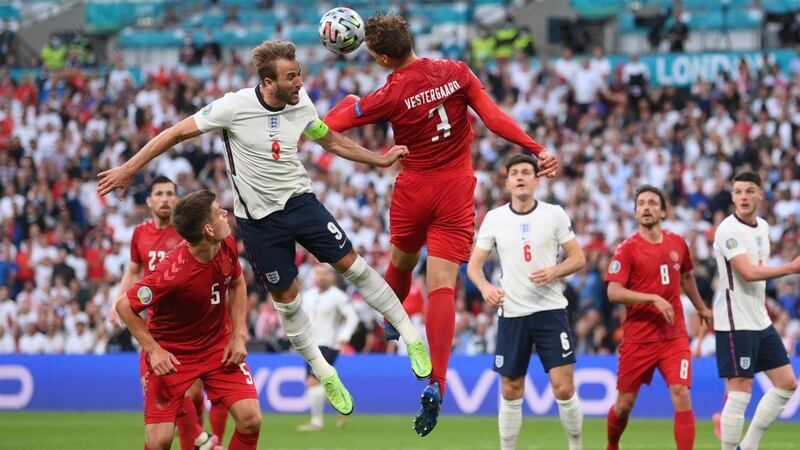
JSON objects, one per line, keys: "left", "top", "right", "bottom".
{"left": 143, "top": 348, "right": 257, "bottom": 424}
{"left": 617, "top": 337, "right": 692, "bottom": 393}
{"left": 390, "top": 171, "right": 476, "bottom": 264}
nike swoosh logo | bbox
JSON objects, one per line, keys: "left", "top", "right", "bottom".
{"left": 562, "top": 351, "right": 573, "bottom": 358}
{"left": 269, "top": 132, "right": 279, "bottom": 138}
{"left": 339, "top": 238, "right": 348, "bottom": 249}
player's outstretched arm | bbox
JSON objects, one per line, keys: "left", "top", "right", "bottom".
{"left": 222, "top": 274, "right": 248, "bottom": 367}
{"left": 467, "top": 247, "right": 504, "bottom": 309}
{"left": 323, "top": 94, "right": 361, "bottom": 132}
{"left": 729, "top": 254, "right": 800, "bottom": 282}
{"left": 680, "top": 271, "right": 713, "bottom": 328}
{"left": 314, "top": 126, "right": 408, "bottom": 167}
{"left": 530, "top": 239, "right": 586, "bottom": 286}
{"left": 97, "top": 116, "right": 203, "bottom": 198}
{"left": 607, "top": 281, "right": 675, "bottom": 324}
{"left": 115, "top": 293, "right": 180, "bottom": 375}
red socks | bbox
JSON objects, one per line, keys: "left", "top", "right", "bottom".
{"left": 228, "top": 430, "right": 259, "bottom": 450}
{"left": 176, "top": 396, "right": 202, "bottom": 450}
{"left": 210, "top": 403, "right": 228, "bottom": 440}
{"left": 385, "top": 261, "right": 412, "bottom": 302}
{"left": 674, "top": 410, "right": 695, "bottom": 450}
{"left": 607, "top": 406, "right": 629, "bottom": 450}
{"left": 426, "top": 287, "right": 455, "bottom": 397}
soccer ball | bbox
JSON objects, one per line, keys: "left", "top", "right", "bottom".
{"left": 319, "top": 7, "right": 365, "bottom": 56}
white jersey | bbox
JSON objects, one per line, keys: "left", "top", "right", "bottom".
{"left": 301, "top": 286, "right": 359, "bottom": 350}
{"left": 475, "top": 201, "right": 575, "bottom": 317}
{"left": 713, "top": 214, "right": 772, "bottom": 331}
{"left": 194, "top": 86, "right": 320, "bottom": 220}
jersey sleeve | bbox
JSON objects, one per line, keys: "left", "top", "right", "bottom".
{"left": 714, "top": 224, "right": 747, "bottom": 260}
{"left": 130, "top": 227, "right": 142, "bottom": 264}
{"left": 679, "top": 237, "right": 694, "bottom": 273}
{"left": 324, "top": 86, "right": 396, "bottom": 132}
{"left": 605, "top": 243, "right": 633, "bottom": 285}
{"left": 474, "top": 211, "right": 496, "bottom": 251}
{"left": 554, "top": 207, "right": 576, "bottom": 245}
{"left": 127, "top": 269, "right": 174, "bottom": 314}
{"left": 193, "top": 92, "right": 237, "bottom": 132}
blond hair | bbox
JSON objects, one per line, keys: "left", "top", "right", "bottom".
{"left": 251, "top": 40, "right": 296, "bottom": 82}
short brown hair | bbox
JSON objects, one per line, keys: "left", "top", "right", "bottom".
{"left": 172, "top": 190, "right": 215, "bottom": 245}
{"left": 365, "top": 14, "right": 413, "bottom": 59}
{"left": 251, "top": 40, "right": 296, "bottom": 82}
{"left": 634, "top": 185, "right": 666, "bottom": 210}
{"left": 732, "top": 171, "right": 762, "bottom": 187}
{"left": 505, "top": 154, "right": 539, "bottom": 175}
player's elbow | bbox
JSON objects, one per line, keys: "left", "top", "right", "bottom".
{"left": 114, "top": 297, "right": 130, "bottom": 320}
{"left": 606, "top": 284, "right": 623, "bottom": 303}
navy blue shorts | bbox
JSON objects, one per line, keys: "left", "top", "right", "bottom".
{"left": 237, "top": 193, "right": 353, "bottom": 292}
{"left": 306, "top": 346, "right": 339, "bottom": 377}
{"left": 716, "top": 325, "right": 790, "bottom": 378}
{"left": 493, "top": 308, "right": 576, "bottom": 377}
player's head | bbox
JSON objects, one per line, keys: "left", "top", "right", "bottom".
{"left": 172, "top": 190, "right": 230, "bottom": 245}
{"left": 634, "top": 185, "right": 666, "bottom": 228}
{"left": 731, "top": 171, "right": 763, "bottom": 217}
{"left": 146, "top": 175, "right": 177, "bottom": 221}
{"left": 504, "top": 154, "right": 539, "bottom": 200}
{"left": 313, "top": 264, "right": 336, "bottom": 291}
{"left": 251, "top": 40, "right": 302, "bottom": 105}
{"left": 365, "top": 14, "right": 414, "bottom": 67}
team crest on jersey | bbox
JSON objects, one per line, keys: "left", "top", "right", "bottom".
{"left": 670, "top": 251, "right": 679, "bottom": 262}
{"left": 268, "top": 115, "right": 280, "bottom": 130}
{"left": 726, "top": 238, "right": 738, "bottom": 250}
{"left": 755, "top": 236, "right": 763, "bottom": 247}
{"left": 201, "top": 103, "right": 213, "bottom": 115}
{"left": 266, "top": 271, "right": 280, "bottom": 284}
{"left": 137, "top": 286, "right": 153, "bottom": 305}
{"left": 520, "top": 223, "right": 530, "bottom": 237}
{"left": 740, "top": 357, "right": 751, "bottom": 370}
{"left": 608, "top": 260, "right": 621, "bottom": 274}
{"left": 495, "top": 355, "right": 504, "bottom": 368}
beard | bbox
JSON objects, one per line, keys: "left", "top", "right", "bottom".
{"left": 276, "top": 87, "right": 299, "bottom": 105}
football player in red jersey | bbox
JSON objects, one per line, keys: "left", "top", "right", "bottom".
{"left": 323, "top": 14, "right": 558, "bottom": 436}
{"left": 604, "top": 185, "right": 712, "bottom": 450}
{"left": 115, "top": 190, "right": 261, "bottom": 450}
{"left": 113, "top": 176, "right": 225, "bottom": 450}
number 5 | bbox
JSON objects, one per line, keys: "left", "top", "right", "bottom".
{"left": 210, "top": 283, "right": 221, "bottom": 304}
{"left": 239, "top": 363, "right": 254, "bottom": 384}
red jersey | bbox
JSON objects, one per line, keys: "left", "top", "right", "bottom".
{"left": 127, "top": 235, "right": 242, "bottom": 356}
{"left": 130, "top": 220, "right": 183, "bottom": 277}
{"left": 324, "top": 58, "right": 544, "bottom": 174}
{"left": 605, "top": 231, "right": 693, "bottom": 343}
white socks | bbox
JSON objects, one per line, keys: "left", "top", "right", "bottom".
{"left": 273, "top": 294, "right": 335, "bottom": 379}
{"left": 308, "top": 384, "right": 326, "bottom": 427}
{"left": 740, "top": 387, "right": 795, "bottom": 450}
{"left": 556, "top": 394, "right": 584, "bottom": 450}
{"left": 499, "top": 397, "right": 523, "bottom": 450}
{"left": 721, "top": 390, "right": 751, "bottom": 450}
{"left": 342, "top": 255, "right": 421, "bottom": 344}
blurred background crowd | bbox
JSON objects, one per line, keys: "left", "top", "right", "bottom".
{"left": 0, "top": 0, "right": 798, "bottom": 362}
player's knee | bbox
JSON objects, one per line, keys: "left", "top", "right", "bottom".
{"left": 145, "top": 433, "right": 172, "bottom": 450}
{"left": 501, "top": 379, "right": 524, "bottom": 400}
{"left": 237, "top": 411, "right": 262, "bottom": 434}
{"left": 670, "top": 385, "right": 692, "bottom": 409}
{"left": 552, "top": 382, "right": 575, "bottom": 401}
{"left": 615, "top": 397, "right": 635, "bottom": 415}
{"left": 779, "top": 378, "right": 798, "bottom": 392}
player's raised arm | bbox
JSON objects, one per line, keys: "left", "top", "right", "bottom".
{"left": 97, "top": 116, "right": 203, "bottom": 198}
{"left": 729, "top": 254, "right": 800, "bottom": 282}
{"left": 306, "top": 119, "right": 408, "bottom": 167}
{"left": 222, "top": 273, "right": 248, "bottom": 367}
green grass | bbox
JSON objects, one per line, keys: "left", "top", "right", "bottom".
{"left": 0, "top": 412, "right": 798, "bottom": 449}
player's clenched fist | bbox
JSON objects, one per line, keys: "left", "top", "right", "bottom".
{"left": 651, "top": 295, "right": 675, "bottom": 324}
{"left": 378, "top": 145, "right": 409, "bottom": 167}
{"left": 147, "top": 346, "right": 181, "bottom": 376}
{"left": 480, "top": 285, "right": 505, "bottom": 309}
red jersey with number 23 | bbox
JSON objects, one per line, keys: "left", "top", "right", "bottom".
{"left": 130, "top": 219, "right": 183, "bottom": 277}
{"left": 605, "top": 231, "right": 693, "bottom": 343}
{"left": 127, "top": 235, "right": 242, "bottom": 356}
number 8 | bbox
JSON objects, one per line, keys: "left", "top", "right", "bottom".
{"left": 679, "top": 359, "right": 689, "bottom": 380}
{"left": 660, "top": 264, "right": 670, "bottom": 285}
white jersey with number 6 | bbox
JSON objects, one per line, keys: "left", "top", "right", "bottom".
{"left": 474, "top": 201, "right": 575, "bottom": 317}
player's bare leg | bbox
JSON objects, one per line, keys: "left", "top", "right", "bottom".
{"left": 607, "top": 391, "right": 638, "bottom": 450}
{"left": 226, "top": 399, "right": 262, "bottom": 450}
{"left": 668, "top": 384, "right": 695, "bottom": 450}
{"left": 721, "top": 377, "right": 753, "bottom": 450}
{"left": 739, "top": 364, "right": 798, "bottom": 450}
{"left": 332, "top": 249, "right": 431, "bottom": 379}
{"left": 145, "top": 422, "right": 176, "bottom": 450}
{"left": 499, "top": 376, "right": 524, "bottom": 450}
{"left": 298, "top": 375, "right": 325, "bottom": 431}
{"left": 383, "top": 246, "right": 421, "bottom": 340}
{"left": 272, "top": 281, "right": 353, "bottom": 415}
{"left": 550, "top": 365, "right": 583, "bottom": 450}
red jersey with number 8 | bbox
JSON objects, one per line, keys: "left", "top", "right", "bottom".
{"left": 127, "top": 235, "right": 242, "bottom": 356}
{"left": 130, "top": 220, "right": 183, "bottom": 277}
{"left": 605, "top": 232, "right": 693, "bottom": 343}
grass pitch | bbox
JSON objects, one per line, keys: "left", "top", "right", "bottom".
{"left": 0, "top": 412, "right": 798, "bottom": 449}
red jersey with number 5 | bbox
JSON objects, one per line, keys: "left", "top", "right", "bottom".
{"left": 604, "top": 232, "right": 693, "bottom": 343}
{"left": 130, "top": 220, "right": 183, "bottom": 276}
{"left": 324, "top": 58, "right": 544, "bottom": 174}
{"left": 127, "top": 235, "right": 242, "bottom": 356}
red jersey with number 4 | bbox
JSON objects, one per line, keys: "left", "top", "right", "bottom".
{"left": 324, "top": 58, "right": 544, "bottom": 174}
{"left": 127, "top": 235, "right": 242, "bottom": 356}
{"left": 605, "top": 231, "right": 693, "bottom": 343}
{"left": 130, "top": 220, "right": 183, "bottom": 276}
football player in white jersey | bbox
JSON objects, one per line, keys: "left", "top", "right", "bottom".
{"left": 713, "top": 171, "right": 799, "bottom": 450}
{"left": 467, "top": 154, "right": 586, "bottom": 450}
{"left": 297, "top": 264, "right": 359, "bottom": 432}
{"left": 97, "top": 40, "right": 432, "bottom": 417}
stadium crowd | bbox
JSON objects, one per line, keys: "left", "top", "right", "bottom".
{"left": 0, "top": 39, "right": 798, "bottom": 362}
